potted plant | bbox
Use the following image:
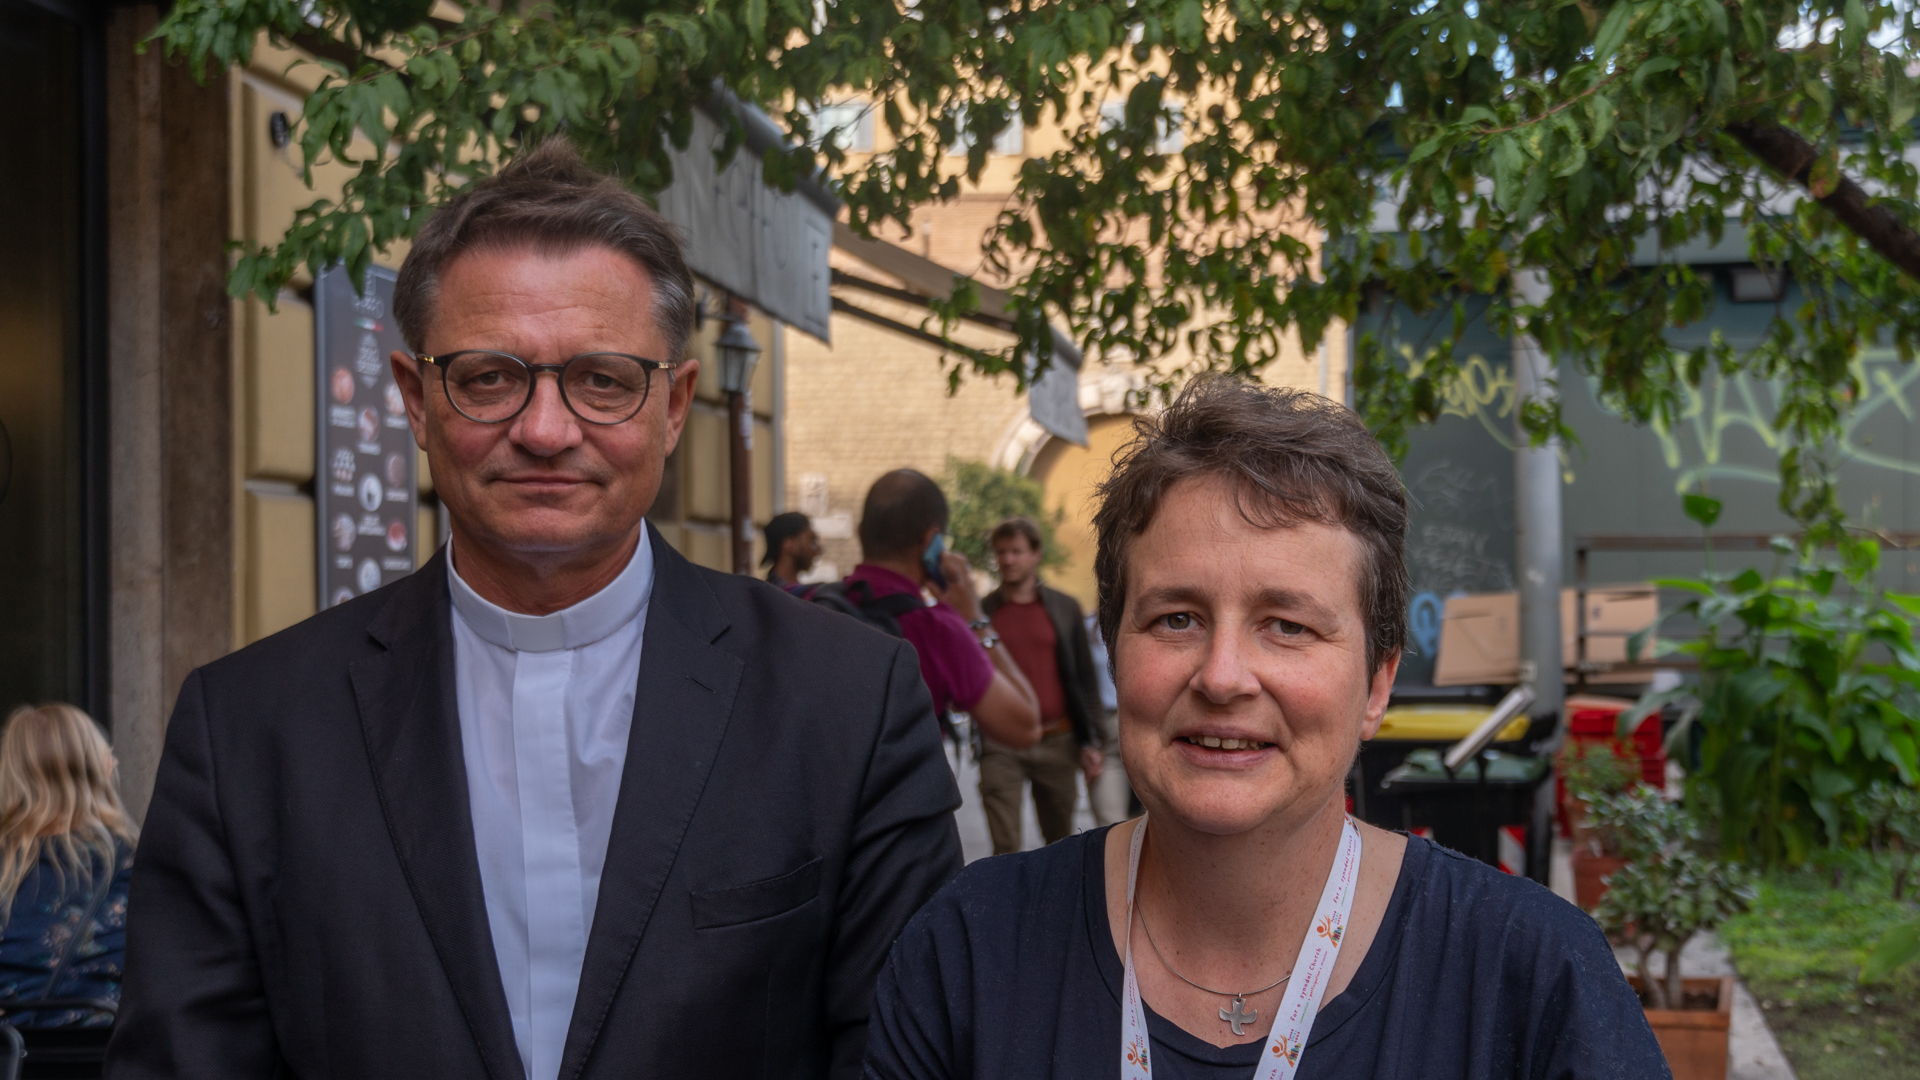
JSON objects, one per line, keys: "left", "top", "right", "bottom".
{"left": 1559, "top": 734, "right": 1635, "bottom": 895}
{"left": 1574, "top": 784, "right": 1675, "bottom": 910}
{"left": 1594, "top": 809, "right": 1756, "bottom": 1080}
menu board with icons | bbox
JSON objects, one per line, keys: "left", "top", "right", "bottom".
{"left": 314, "top": 263, "right": 418, "bottom": 610}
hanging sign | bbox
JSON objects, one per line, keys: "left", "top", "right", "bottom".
{"left": 1027, "top": 348, "right": 1089, "bottom": 447}
{"left": 314, "top": 263, "right": 418, "bottom": 609}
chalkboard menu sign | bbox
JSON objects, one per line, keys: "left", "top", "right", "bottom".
{"left": 314, "top": 264, "right": 417, "bottom": 609}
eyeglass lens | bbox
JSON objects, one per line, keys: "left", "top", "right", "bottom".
{"left": 442, "top": 352, "right": 653, "bottom": 424}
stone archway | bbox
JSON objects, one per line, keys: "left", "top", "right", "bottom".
{"left": 984, "top": 367, "right": 1152, "bottom": 609}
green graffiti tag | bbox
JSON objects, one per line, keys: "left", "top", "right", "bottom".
{"left": 1407, "top": 344, "right": 1919, "bottom": 494}
{"left": 1402, "top": 345, "right": 1517, "bottom": 449}
{"left": 1623, "top": 347, "right": 1920, "bottom": 493}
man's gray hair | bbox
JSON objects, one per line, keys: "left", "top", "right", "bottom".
{"left": 393, "top": 138, "right": 696, "bottom": 362}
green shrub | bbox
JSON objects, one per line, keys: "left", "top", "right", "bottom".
{"left": 1560, "top": 740, "right": 1641, "bottom": 806}
{"left": 1586, "top": 785, "right": 1692, "bottom": 861}
{"left": 939, "top": 457, "right": 1066, "bottom": 572}
{"left": 1629, "top": 496, "right": 1920, "bottom": 866}
{"left": 1592, "top": 795, "right": 1757, "bottom": 1010}
{"left": 1856, "top": 781, "right": 1920, "bottom": 902}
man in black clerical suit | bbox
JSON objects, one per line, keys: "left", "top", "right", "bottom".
{"left": 107, "top": 139, "right": 963, "bottom": 1080}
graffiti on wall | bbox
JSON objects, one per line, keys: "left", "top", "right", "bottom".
{"left": 1630, "top": 347, "right": 1920, "bottom": 493}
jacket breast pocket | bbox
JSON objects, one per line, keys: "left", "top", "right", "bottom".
{"left": 689, "top": 856, "right": 823, "bottom": 930}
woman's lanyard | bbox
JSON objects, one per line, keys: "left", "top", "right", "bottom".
{"left": 1120, "top": 814, "right": 1363, "bottom": 1080}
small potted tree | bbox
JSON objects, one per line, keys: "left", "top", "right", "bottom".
{"left": 1561, "top": 742, "right": 1643, "bottom": 907}
{"left": 1594, "top": 809, "right": 1755, "bottom": 1080}
{"left": 1575, "top": 784, "right": 1676, "bottom": 910}
{"left": 1561, "top": 739, "right": 1641, "bottom": 844}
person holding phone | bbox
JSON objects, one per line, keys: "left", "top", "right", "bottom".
{"left": 841, "top": 470, "right": 1044, "bottom": 751}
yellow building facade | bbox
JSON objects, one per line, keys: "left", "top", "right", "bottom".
{"left": 1, "top": 5, "right": 805, "bottom": 819}
{"left": 784, "top": 114, "right": 1344, "bottom": 610}
{"left": 227, "top": 52, "right": 788, "bottom": 650}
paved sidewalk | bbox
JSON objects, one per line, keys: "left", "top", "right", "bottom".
{"left": 947, "top": 736, "right": 1097, "bottom": 864}
{"left": 1551, "top": 840, "right": 1796, "bottom": 1080}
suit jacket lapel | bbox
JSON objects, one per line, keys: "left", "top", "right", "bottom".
{"left": 559, "top": 525, "right": 744, "bottom": 1080}
{"left": 350, "top": 548, "right": 524, "bottom": 1080}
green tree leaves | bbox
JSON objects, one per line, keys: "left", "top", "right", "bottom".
{"left": 154, "top": 0, "right": 1920, "bottom": 524}
{"left": 1683, "top": 492, "right": 1723, "bottom": 528}
{"left": 940, "top": 457, "right": 1068, "bottom": 572}
{"left": 1861, "top": 917, "right": 1920, "bottom": 982}
{"left": 1650, "top": 533, "right": 1920, "bottom": 866}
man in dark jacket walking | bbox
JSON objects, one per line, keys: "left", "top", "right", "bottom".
{"left": 978, "top": 517, "right": 1105, "bottom": 854}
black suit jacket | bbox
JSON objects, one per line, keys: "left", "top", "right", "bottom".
{"left": 980, "top": 584, "right": 1103, "bottom": 749}
{"left": 108, "top": 526, "right": 963, "bottom": 1080}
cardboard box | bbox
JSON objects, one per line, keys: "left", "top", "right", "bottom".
{"left": 1432, "top": 585, "right": 1661, "bottom": 686}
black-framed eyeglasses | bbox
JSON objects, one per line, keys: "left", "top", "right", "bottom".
{"left": 415, "top": 351, "right": 681, "bottom": 426}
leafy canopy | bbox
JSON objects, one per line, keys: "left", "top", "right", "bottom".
{"left": 156, "top": 0, "right": 1920, "bottom": 527}
{"left": 941, "top": 457, "right": 1068, "bottom": 572}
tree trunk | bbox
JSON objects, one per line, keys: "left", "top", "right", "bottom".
{"left": 1665, "top": 944, "right": 1686, "bottom": 1012}
{"left": 1725, "top": 121, "right": 1920, "bottom": 282}
{"left": 1635, "top": 942, "right": 1664, "bottom": 1010}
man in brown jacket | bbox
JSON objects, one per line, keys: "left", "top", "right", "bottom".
{"left": 978, "top": 517, "right": 1106, "bottom": 854}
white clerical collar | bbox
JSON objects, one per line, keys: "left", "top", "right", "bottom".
{"left": 446, "top": 532, "right": 654, "bottom": 653}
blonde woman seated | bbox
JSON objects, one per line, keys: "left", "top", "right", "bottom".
{"left": 0, "top": 704, "right": 137, "bottom": 1028}
{"left": 864, "top": 377, "right": 1666, "bottom": 1079}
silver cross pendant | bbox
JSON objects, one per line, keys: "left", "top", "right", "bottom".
{"left": 1219, "top": 995, "right": 1258, "bottom": 1036}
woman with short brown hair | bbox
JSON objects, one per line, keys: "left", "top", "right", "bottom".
{"left": 0, "top": 703, "right": 137, "bottom": 1028}
{"left": 864, "top": 376, "right": 1666, "bottom": 1079}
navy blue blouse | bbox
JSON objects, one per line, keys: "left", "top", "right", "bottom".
{"left": 864, "top": 829, "right": 1668, "bottom": 1079}
{"left": 0, "top": 840, "right": 133, "bottom": 1028}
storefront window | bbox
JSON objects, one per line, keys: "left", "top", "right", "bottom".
{"left": 0, "top": 0, "right": 86, "bottom": 714}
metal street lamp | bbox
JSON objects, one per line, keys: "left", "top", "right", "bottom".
{"left": 716, "top": 317, "right": 762, "bottom": 395}
{"left": 716, "top": 313, "right": 762, "bottom": 574}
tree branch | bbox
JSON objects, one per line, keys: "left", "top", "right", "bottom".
{"left": 1726, "top": 119, "right": 1920, "bottom": 281}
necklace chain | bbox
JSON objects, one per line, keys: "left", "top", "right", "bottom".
{"left": 1136, "top": 902, "right": 1291, "bottom": 1001}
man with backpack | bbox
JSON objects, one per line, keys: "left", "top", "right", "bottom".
{"left": 814, "top": 470, "right": 1042, "bottom": 752}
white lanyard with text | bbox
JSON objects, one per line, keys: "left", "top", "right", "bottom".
{"left": 1120, "top": 814, "right": 1362, "bottom": 1080}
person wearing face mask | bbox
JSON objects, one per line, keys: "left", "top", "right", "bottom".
{"left": 839, "top": 470, "right": 1044, "bottom": 752}
{"left": 863, "top": 377, "right": 1667, "bottom": 1080}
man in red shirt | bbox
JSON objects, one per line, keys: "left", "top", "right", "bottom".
{"left": 978, "top": 517, "right": 1106, "bottom": 854}
{"left": 843, "top": 471, "right": 1042, "bottom": 750}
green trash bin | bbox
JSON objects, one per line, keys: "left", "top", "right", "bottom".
{"left": 1379, "top": 748, "right": 1553, "bottom": 883}
{"left": 1353, "top": 701, "right": 1529, "bottom": 846}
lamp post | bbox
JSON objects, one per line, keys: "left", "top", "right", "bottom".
{"left": 716, "top": 307, "right": 762, "bottom": 575}
{"left": 1512, "top": 269, "right": 1563, "bottom": 744}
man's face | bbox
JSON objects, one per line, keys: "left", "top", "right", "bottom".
{"left": 391, "top": 245, "right": 698, "bottom": 563}
{"left": 993, "top": 534, "right": 1042, "bottom": 588}
{"left": 1113, "top": 476, "right": 1397, "bottom": 837}
{"left": 789, "top": 528, "right": 822, "bottom": 572}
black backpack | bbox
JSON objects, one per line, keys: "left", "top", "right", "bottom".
{"left": 801, "top": 579, "right": 927, "bottom": 637}
{"left": 801, "top": 579, "right": 963, "bottom": 751}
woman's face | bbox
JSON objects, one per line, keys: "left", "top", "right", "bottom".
{"left": 1114, "top": 476, "right": 1398, "bottom": 837}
